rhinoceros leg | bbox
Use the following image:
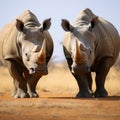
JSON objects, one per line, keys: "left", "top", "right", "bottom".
{"left": 66, "top": 57, "right": 92, "bottom": 98}
{"left": 73, "top": 75, "right": 92, "bottom": 98}
{"left": 27, "top": 76, "right": 40, "bottom": 98}
{"left": 87, "top": 72, "right": 93, "bottom": 93}
{"left": 11, "top": 79, "right": 18, "bottom": 97}
{"left": 5, "top": 60, "right": 29, "bottom": 98}
{"left": 63, "top": 47, "right": 92, "bottom": 98}
{"left": 26, "top": 57, "right": 51, "bottom": 98}
{"left": 94, "top": 57, "right": 113, "bottom": 97}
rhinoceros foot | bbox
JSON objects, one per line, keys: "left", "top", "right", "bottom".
{"left": 11, "top": 90, "right": 17, "bottom": 97}
{"left": 76, "top": 91, "right": 92, "bottom": 98}
{"left": 28, "top": 92, "right": 39, "bottom": 98}
{"left": 13, "top": 90, "right": 30, "bottom": 98}
{"left": 94, "top": 89, "right": 108, "bottom": 98}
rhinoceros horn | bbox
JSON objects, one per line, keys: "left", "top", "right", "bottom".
{"left": 37, "top": 40, "right": 46, "bottom": 63}
{"left": 74, "top": 39, "right": 86, "bottom": 64}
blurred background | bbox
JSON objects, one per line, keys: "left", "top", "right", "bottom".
{"left": 0, "top": 0, "right": 120, "bottom": 96}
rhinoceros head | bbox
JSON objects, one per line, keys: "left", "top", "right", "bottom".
{"left": 61, "top": 17, "right": 98, "bottom": 74}
{"left": 16, "top": 18, "right": 51, "bottom": 76}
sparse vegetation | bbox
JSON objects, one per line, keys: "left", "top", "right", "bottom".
{"left": 0, "top": 62, "right": 120, "bottom": 96}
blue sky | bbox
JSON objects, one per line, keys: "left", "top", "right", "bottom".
{"left": 0, "top": 0, "right": 120, "bottom": 62}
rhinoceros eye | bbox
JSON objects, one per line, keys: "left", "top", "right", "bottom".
{"left": 25, "top": 53, "right": 28, "bottom": 56}
{"left": 89, "top": 50, "right": 92, "bottom": 54}
{"left": 25, "top": 52, "right": 30, "bottom": 61}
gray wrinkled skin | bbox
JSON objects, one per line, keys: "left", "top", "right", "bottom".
{"left": 0, "top": 10, "right": 53, "bottom": 98}
{"left": 62, "top": 8, "right": 120, "bottom": 98}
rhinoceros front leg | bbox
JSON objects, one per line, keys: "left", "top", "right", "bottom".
{"left": 27, "top": 76, "right": 40, "bottom": 98}
{"left": 73, "top": 74, "right": 92, "bottom": 98}
{"left": 11, "top": 79, "right": 18, "bottom": 97}
{"left": 5, "top": 60, "right": 29, "bottom": 98}
{"left": 66, "top": 58, "right": 92, "bottom": 98}
{"left": 94, "top": 57, "right": 113, "bottom": 97}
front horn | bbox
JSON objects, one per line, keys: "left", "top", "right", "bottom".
{"left": 74, "top": 39, "right": 86, "bottom": 64}
{"left": 38, "top": 40, "right": 46, "bottom": 63}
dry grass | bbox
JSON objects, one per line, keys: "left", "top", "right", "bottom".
{"left": 0, "top": 62, "right": 120, "bottom": 120}
{"left": 0, "top": 62, "right": 120, "bottom": 96}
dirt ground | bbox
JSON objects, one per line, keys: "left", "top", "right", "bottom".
{"left": 0, "top": 63, "right": 120, "bottom": 120}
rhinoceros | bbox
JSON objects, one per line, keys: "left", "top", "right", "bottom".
{"left": 61, "top": 8, "right": 120, "bottom": 98}
{"left": 0, "top": 10, "right": 54, "bottom": 98}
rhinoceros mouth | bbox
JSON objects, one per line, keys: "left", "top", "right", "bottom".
{"left": 29, "top": 67, "right": 48, "bottom": 76}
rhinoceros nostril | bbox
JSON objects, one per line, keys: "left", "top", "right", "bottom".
{"left": 29, "top": 67, "right": 35, "bottom": 74}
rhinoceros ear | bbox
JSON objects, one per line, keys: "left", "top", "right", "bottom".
{"left": 39, "top": 18, "right": 51, "bottom": 32}
{"left": 61, "top": 19, "right": 74, "bottom": 32}
{"left": 16, "top": 19, "right": 24, "bottom": 32}
{"left": 89, "top": 16, "right": 98, "bottom": 30}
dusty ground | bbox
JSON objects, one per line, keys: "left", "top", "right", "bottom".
{"left": 0, "top": 62, "right": 120, "bottom": 120}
